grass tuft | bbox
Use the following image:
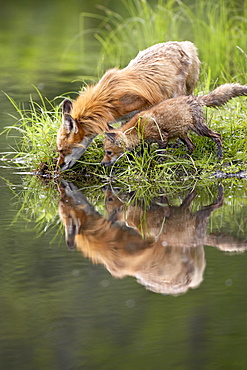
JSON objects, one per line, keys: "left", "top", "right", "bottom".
{"left": 1, "top": 89, "right": 62, "bottom": 173}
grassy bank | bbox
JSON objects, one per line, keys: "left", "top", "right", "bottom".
{"left": 1, "top": 0, "right": 247, "bottom": 192}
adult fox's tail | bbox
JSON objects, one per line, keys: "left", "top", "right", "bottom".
{"left": 198, "top": 83, "right": 247, "bottom": 107}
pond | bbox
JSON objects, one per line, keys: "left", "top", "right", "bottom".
{"left": 1, "top": 1, "right": 247, "bottom": 369}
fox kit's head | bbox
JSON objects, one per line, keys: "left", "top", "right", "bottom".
{"left": 56, "top": 99, "right": 95, "bottom": 171}
{"left": 102, "top": 132, "right": 127, "bottom": 167}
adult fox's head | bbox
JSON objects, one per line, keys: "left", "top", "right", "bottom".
{"left": 56, "top": 99, "right": 95, "bottom": 171}
{"left": 102, "top": 132, "right": 128, "bottom": 167}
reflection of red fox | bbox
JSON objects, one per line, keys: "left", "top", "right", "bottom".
{"left": 56, "top": 41, "right": 200, "bottom": 170}
{"left": 58, "top": 182, "right": 208, "bottom": 295}
{"left": 59, "top": 181, "right": 247, "bottom": 296}
{"left": 102, "top": 83, "right": 247, "bottom": 166}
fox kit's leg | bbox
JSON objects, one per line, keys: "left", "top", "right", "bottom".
{"left": 179, "top": 135, "right": 196, "bottom": 153}
{"left": 157, "top": 132, "right": 169, "bottom": 150}
{"left": 192, "top": 124, "right": 222, "bottom": 158}
{"left": 207, "top": 129, "right": 222, "bottom": 159}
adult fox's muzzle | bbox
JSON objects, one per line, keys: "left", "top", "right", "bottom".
{"left": 58, "top": 135, "right": 96, "bottom": 171}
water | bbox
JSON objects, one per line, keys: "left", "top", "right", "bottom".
{"left": 1, "top": 1, "right": 247, "bottom": 369}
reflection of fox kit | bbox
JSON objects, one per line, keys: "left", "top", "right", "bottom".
{"left": 103, "top": 186, "right": 170, "bottom": 238}
{"left": 104, "top": 186, "right": 224, "bottom": 247}
{"left": 56, "top": 41, "right": 200, "bottom": 170}
{"left": 102, "top": 83, "right": 247, "bottom": 166}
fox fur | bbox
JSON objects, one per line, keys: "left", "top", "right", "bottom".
{"left": 102, "top": 83, "right": 247, "bottom": 166}
{"left": 56, "top": 41, "right": 200, "bottom": 169}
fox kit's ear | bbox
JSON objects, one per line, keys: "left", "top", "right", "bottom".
{"left": 105, "top": 132, "right": 117, "bottom": 142}
{"left": 62, "top": 98, "right": 73, "bottom": 114}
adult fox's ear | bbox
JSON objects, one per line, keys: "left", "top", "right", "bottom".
{"left": 105, "top": 132, "right": 117, "bottom": 142}
{"left": 62, "top": 99, "right": 78, "bottom": 134}
{"left": 63, "top": 115, "right": 78, "bottom": 134}
{"left": 65, "top": 216, "right": 80, "bottom": 251}
{"left": 62, "top": 98, "right": 73, "bottom": 114}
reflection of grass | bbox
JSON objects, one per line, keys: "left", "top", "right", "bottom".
{"left": 4, "top": 175, "right": 62, "bottom": 243}
{"left": 6, "top": 173, "right": 247, "bottom": 245}
{"left": 208, "top": 182, "right": 247, "bottom": 239}
{"left": 3, "top": 166, "right": 247, "bottom": 243}
{"left": 0, "top": 170, "right": 207, "bottom": 239}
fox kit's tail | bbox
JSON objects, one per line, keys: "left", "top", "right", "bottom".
{"left": 198, "top": 83, "right": 247, "bottom": 107}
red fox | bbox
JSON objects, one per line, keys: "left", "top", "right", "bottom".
{"left": 56, "top": 41, "right": 200, "bottom": 170}
{"left": 102, "top": 83, "right": 247, "bottom": 166}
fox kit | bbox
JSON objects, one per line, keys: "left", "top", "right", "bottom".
{"left": 56, "top": 41, "right": 200, "bottom": 170}
{"left": 102, "top": 83, "right": 247, "bottom": 166}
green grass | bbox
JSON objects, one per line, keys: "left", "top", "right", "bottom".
{"left": 90, "top": 0, "right": 247, "bottom": 84}
{"left": 1, "top": 89, "right": 61, "bottom": 172}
